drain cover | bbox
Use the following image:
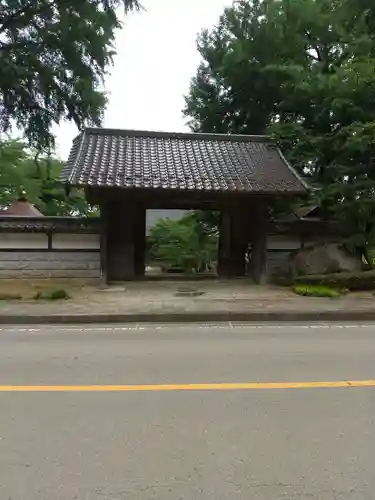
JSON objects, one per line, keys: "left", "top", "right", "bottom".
{"left": 174, "top": 287, "right": 204, "bottom": 297}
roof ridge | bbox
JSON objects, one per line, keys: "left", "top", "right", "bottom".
{"left": 62, "top": 131, "right": 86, "bottom": 183}
{"left": 83, "top": 127, "right": 272, "bottom": 143}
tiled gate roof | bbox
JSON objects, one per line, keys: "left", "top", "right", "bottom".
{"left": 62, "top": 128, "right": 307, "bottom": 195}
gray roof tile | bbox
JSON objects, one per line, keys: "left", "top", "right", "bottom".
{"left": 62, "top": 128, "right": 308, "bottom": 194}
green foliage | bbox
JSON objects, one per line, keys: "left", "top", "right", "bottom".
{"left": 148, "top": 214, "right": 218, "bottom": 273}
{"left": 184, "top": 0, "right": 375, "bottom": 256}
{"left": 49, "top": 288, "right": 71, "bottom": 300}
{"left": 34, "top": 288, "right": 71, "bottom": 300}
{"left": 292, "top": 284, "right": 343, "bottom": 298}
{"left": 0, "top": 138, "right": 92, "bottom": 215}
{"left": 185, "top": 210, "right": 219, "bottom": 236}
{"left": 295, "top": 271, "right": 375, "bottom": 291}
{"left": 0, "top": 0, "right": 139, "bottom": 150}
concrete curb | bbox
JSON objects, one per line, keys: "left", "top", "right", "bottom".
{"left": 1, "top": 310, "right": 375, "bottom": 324}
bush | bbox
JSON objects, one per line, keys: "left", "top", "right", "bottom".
{"left": 292, "top": 284, "right": 343, "bottom": 298}
{"left": 49, "top": 289, "right": 70, "bottom": 300}
{"left": 34, "top": 288, "right": 71, "bottom": 300}
{"left": 294, "top": 270, "right": 375, "bottom": 291}
{"left": 147, "top": 215, "right": 218, "bottom": 273}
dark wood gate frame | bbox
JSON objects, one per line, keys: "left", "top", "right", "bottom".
{"left": 87, "top": 187, "right": 273, "bottom": 284}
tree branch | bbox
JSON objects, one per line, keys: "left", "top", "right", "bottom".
{"left": 304, "top": 29, "right": 323, "bottom": 62}
{"left": 0, "top": 39, "right": 39, "bottom": 54}
{"left": 0, "top": 0, "right": 52, "bottom": 34}
{"left": 0, "top": 0, "right": 73, "bottom": 35}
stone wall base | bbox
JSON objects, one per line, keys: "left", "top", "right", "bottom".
{"left": 0, "top": 251, "right": 100, "bottom": 279}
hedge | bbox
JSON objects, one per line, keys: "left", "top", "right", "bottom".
{"left": 294, "top": 270, "right": 375, "bottom": 291}
{"left": 292, "top": 284, "right": 343, "bottom": 298}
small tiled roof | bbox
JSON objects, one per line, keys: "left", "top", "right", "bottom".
{"left": 0, "top": 198, "right": 44, "bottom": 217}
{"left": 0, "top": 216, "right": 100, "bottom": 233}
{"left": 62, "top": 128, "right": 308, "bottom": 195}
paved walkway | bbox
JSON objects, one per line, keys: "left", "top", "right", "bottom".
{"left": 0, "top": 281, "right": 375, "bottom": 322}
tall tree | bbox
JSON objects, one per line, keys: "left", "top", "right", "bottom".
{"left": 0, "top": 0, "right": 139, "bottom": 150}
{"left": 184, "top": 0, "right": 286, "bottom": 135}
{"left": 0, "top": 138, "right": 91, "bottom": 215}
{"left": 184, "top": 0, "right": 375, "bottom": 259}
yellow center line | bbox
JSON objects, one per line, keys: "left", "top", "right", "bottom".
{"left": 0, "top": 380, "right": 375, "bottom": 392}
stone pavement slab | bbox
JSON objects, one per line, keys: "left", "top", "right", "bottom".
{"left": 0, "top": 280, "right": 375, "bottom": 323}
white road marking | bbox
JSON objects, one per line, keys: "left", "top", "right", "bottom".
{"left": 0, "top": 323, "right": 374, "bottom": 333}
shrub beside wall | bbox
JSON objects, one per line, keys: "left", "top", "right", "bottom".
{"left": 295, "top": 271, "right": 375, "bottom": 291}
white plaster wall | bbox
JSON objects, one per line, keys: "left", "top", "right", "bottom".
{"left": 0, "top": 233, "right": 48, "bottom": 249}
{"left": 52, "top": 233, "right": 100, "bottom": 250}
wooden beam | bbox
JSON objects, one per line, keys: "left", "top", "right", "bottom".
{"left": 86, "top": 186, "right": 280, "bottom": 209}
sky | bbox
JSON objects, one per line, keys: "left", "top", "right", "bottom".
{"left": 54, "top": 0, "right": 231, "bottom": 160}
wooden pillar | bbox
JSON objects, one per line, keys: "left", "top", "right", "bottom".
{"left": 99, "top": 202, "right": 109, "bottom": 284}
{"left": 107, "top": 200, "right": 135, "bottom": 281}
{"left": 101, "top": 200, "right": 145, "bottom": 282}
{"left": 134, "top": 205, "right": 146, "bottom": 278}
{"left": 218, "top": 204, "right": 249, "bottom": 278}
{"left": 249, "top": 204, "right": 268, "bottom": 284}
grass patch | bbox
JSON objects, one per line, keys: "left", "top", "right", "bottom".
{"left": 294, "top": 270, "right": 375, "bottom": 291}
{"left": 33, "top": 288, "right": 71, "bottom": 301}
{"left": 0, "top": 278, "right": 92, "bottom": 300}
{"left": 292, "top": 284, "right": 344, "bottom": 298}
{"left": 0, "top": 293, "right": 22, "bottom": 300}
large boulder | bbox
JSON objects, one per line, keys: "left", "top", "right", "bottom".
{"left": 291, "top": 243, "right": 362, "bottom": 276}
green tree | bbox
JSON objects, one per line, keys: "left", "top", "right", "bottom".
{"left": 0, "top": 0, "right": 139, "bottom": 150}
{"left": 0, "top": 139, "right": 27, "bottom": 206}
{"left": 147, "top": 216, "right": 218, "bottom": 273}
{"left": 0, "top": 138, "right": 91, "bottom": 215}
{"left": 184, "top": 0, "right": 375, "bottom": 262}
{"left": 184, "top": 210, "right": 219, "bottom": 237}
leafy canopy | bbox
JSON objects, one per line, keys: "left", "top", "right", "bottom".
{"left": 184, "top": 0, "right": 375, "bottom": 257}
{"left": 0, "top": 0, "right": 139, "bottom": 150}
{"left": 147, "top": 214, "right": 218, "bottom": 273}
{"left": 0, "top": 138, "right": 92, "bottom": 215}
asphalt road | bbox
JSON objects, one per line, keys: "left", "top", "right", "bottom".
{"left": 0, "top": 322, "right": 374, "bottom": 500}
